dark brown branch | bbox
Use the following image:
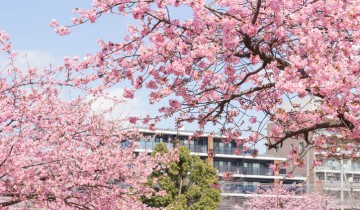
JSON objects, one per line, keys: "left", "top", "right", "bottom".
{"left": 304, "top": 132, "right": 310, "bottom": 145}
{"left": 0, "top": 199, "right": 23, "bottom": 207}
{"left": 199, "top": 83, "right": 275, "bottom": 123}
{"left": 231, "top": 82, "right": 275, "bottom": 98}
{"left": 251, "top": 0, "right": 262, "bottom": 24}
{"left": 0, "top": 145, "right": 13, "bottom": 168}
{"left": 267, "top": 120, "right": 347, "bottom": 149}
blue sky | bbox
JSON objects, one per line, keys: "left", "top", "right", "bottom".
{"left": 0, "top": 1, "right": 198, "bottom": 129}
{"left": 1, "top": 1, "right": 267, "bottom": 152}
{"left": 1, "top": 0, "right": 132, "bottom": 58}
{"left": 1, "top": 1, "right": 193, "bottom": 57}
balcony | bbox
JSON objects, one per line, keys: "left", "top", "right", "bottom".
{"left": 316, "top": 165, "right": 341, "bottom": 171}
{"left": 222, "top": 185, "right": 256, "bottom": 194}
{"left": 215, "top": 165, "right": 274, "bottom": 176}
{"left": 214, "top": 147, "right": 236, "bottom": 155}
{"left": 316, "top": 164, "right": 360, "bottom": 173}
{"left": 213, "top": 147, "right": 256, "bottom": 155}
{"left": 181, "top": 143, "right": 208, "bottom": 153}
{"left": 136, "top": 141, "right": 208, "bottom": 153}
{"left": 135, "top": 140, "right": 257, "bottom": 156}
{"left": 221, "top": 184, "right": 304, "bottom": 194}
{"left": 323, "top": 181, "right": 360, "bottom": 190}
{"left": 137, "top": 141, "right": 172, "bottom": 150}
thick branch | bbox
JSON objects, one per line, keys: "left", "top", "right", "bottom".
{"left": 267, "top": 120, "right": 347, "bottom": 149}
{"left": 251, "top": 0, "right": 262, "bottom": 24}
{"left": 0, "top": 199, "right": 22, "bottom": 207}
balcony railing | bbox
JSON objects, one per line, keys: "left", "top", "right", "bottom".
{"left": 316, "top": 165, "right": 360, "bottom": 172}
{"left": 135, "top": 141, "right": 259, "bottom": 156}
{"left": 323, "top": 181, "right": 360, "bottom": 189}
{"left": 221, "top": 184, "right": 305, "bottom": 194}
{"left": 215, "top": 165, "right": 274, "bottom": 176}
{"left": 136, "top": 141, "right": 208, "bottom": 153}
{"left": 181, "top": 143, "right": 208, "bottom": 153}
{"left": 136, "top": 141, "right": 172, "bottom": 150}
{"left": 135, "top": 140, "right": 282, "bottom": 160}
{"left": 214, "top": 147, "right": 236, "bottom": 155}
{"left": 222, "top": 185, "right": 256, "bottom": 194}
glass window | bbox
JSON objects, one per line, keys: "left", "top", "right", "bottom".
{"left": 155, "top": 137, "right": 162, "bottom": 142}
{"left": 299, "top": 142, "right": 304, "bottom": 149}
{"left": 317, "top": 174, "right": 325, "bottom": 180}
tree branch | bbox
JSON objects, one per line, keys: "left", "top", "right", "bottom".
{"left": 267, "top": 120, "right": 347, "bottom": 149}
{"left": 251, "top": 0, "right": 262, "bottom": 24}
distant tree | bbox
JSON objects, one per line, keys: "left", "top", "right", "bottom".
{"left": 236, "top": 185, "right": 335, "bottom": 210}
{"left": 142, "top": 143, "right": 221, "bottom": 209}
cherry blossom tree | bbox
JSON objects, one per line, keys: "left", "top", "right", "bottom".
{"left": 51, "top": 0, "right": 360, "bottom": 160}
{"left": 236, "top": 185, "right": 335, "bottom": 210}
{"left": 0, "top": 31, "right": 174, "bottom": 209}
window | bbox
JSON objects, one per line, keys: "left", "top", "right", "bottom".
{"left": 155, "top": 137, "right": 163, "bottom": 142}
{"left": 279, "top": 169, "right": 286, "bottom": 174}
{"left": 253, "top": 163, "right": 260, "bottom": 168}
{"left": 299, "top": 142, "right": 304, "bottom": 149}
{"left": 275, "top": 146, "right": 279, "bottom": 153}
{"left": 291, "top": 144, "right": 294, "bottom": 149}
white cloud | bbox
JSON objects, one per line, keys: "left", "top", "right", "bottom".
{"left": 89, "top": 87, "right": 149, "bottom": 123}
{"left": 0, "top": 49, "right": 61, "bottom": 74}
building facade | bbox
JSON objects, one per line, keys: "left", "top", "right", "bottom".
{"left": 123, "top": 128, "right": 306, "bottom": 196}
{"left": 266, "top": 130, "right": 360, "bottom": 208}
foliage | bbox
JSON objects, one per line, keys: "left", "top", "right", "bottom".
{"left": 52, "top": 0, "right": 360, "bottom": 164}
{"left": 2, "top": 0, "right": 360, "bottom": 208}
{"left": 142, "top": 143, "right": 221, "bottom": 209}
{"left": 236, "top": 185, "right": 335, "bottom": 210}
{"left": 0, "top": 31, "right": 174, "bottom": 209}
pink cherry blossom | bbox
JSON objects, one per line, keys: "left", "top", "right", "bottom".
{"left": 44, "top": 1, "right": 360, "bottom": 205}
{"left": 269, "top": 164, "right": 277, "bottom": 172}
{"left": 129, "top": 116, "right": 138, "bottom": 124}
{"left": 249, "top": 116, "right": 257, "bottom": 124}
{"left": 55, "top": 25, "right": 71, "bottom": 36}
{"left": 0, "top": 31, "right": 173, "bottom": 209}
{"left": 123, "top": 88, "right": 135, "bottom": 99}
{"left": 313, "top": 159, "right": 322, "bottom": 167}
{"left": 234, "top": 148, "right": 240, "bottom": 155}
{"left": 236, "top": 185, "right": 337, "bottom": 210}
{"left": 49, "top": 19, "right": 59, "bottom": 28}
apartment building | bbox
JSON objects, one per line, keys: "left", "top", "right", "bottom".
{"left": 122, "top": 128, "right": 306, "bottom": 196}
{"left": 266, "top": 130, "right": 360, "bottom": 208}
